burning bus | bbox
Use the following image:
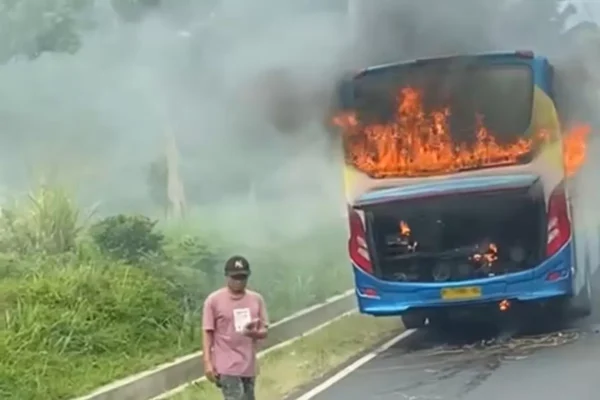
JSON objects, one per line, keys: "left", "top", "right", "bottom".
{"left": 332, "top": 51, "right": 596, "bottom": 329}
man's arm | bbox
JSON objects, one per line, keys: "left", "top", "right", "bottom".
{"left": 201, "top": 296, "right": 216, "bottom": 381}
{"left": 203, "top": 330, "right": 215, "bottom": 365}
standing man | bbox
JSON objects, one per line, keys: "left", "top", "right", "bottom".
{"left": 202, "top": 255, "right": 269, "bottom": 400}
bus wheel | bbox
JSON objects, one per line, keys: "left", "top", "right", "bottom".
{"left": 401, "top": 314, "right": 427, "bottom": 329}
{"left": 571, "top": 255, "right": 593, "bottom": 318}
{"left": 579, "top": 267, "right": 593, "bottom": 317}
{"left": 427, "top": 314, "right": 458, "bottom": 332}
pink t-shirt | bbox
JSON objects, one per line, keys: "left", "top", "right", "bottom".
{"left": 202, "top": 288, "right": 269, "bottom": 377}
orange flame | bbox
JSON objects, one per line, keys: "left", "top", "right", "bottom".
{"left": 399, "top": 220, "right": 411, "bottom": 236}
{"left": 397, "top": 220, "right": 418, "bottom": 252}
{"left": 563, "top": 124, "right": 590, "bottom": 177}
{"left": 471, "top": 243, "right": 498, "bottom": 266}
{"left": 334, "top": 87, "right": 543, "bottom": 178}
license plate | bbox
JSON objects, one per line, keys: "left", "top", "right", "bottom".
{"left": 441, "top": 286, "right": 482, "bottom": 300}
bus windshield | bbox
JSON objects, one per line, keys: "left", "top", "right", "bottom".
{"left": 337, "top": 60, "right": 537, "bottom": 178}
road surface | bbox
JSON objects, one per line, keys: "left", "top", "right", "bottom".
{"left": 297, "top": 276, "right": 600, "bottom": 400}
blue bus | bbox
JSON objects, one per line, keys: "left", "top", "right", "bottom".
{"left": 333, "top": 51, "right": 597, "bottom": 328}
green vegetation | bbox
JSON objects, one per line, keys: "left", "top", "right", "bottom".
{"left": 0, "top": 186, "right": 350, "bottom": 400}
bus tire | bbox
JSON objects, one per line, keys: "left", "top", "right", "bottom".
{"left": 579, "top": 264, "right": 593, "bottom": 317}
{"left": 570, "top": 251, "right": 593, "bottom": 318}
{"left": 427, "top": 315, "right": 457, "bottom": 332}
{"left": 401, "top": 314, "right": 426, "bottom": 329}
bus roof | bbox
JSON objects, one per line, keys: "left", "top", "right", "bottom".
{"left": 354, "top": 51, "right": 546, "bottom": 79}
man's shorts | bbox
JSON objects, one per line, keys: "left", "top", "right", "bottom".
{"left": 217, "top": 375, "right": 255, "bottom": 400}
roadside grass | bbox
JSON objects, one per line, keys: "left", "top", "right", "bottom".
{"left": 0, "top": 255, "right": 192, "bottom": 400}
{"left": 0, "top": 187, "right": 352, "bottom": 400}
{"left": 171, "top": 313, "right": 402, "bottom": 400}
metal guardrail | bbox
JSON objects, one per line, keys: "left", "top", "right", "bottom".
{"left": 72, "top": 290, "right": 356, "bottom": 400}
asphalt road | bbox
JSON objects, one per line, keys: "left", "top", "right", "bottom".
{"left": 304, "top": 277, "right": 600, "bottom": 400}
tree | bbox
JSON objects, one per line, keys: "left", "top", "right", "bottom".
{"left": 164, "top": 126, "right": 187, "bottom": 220}
{"left": 147, "top": 156, "right": 169, "bottom": 217}
{"left": 0, "top": 0, "right": 168, "bottom": 62}
{"left": 144, "top": 127, "right": 188, "bottom": 220}
{"left": 0, "top": 0, "right": 94, "bottom": 62}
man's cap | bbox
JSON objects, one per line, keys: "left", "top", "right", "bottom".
{"left": 224, "top": 255, "right": 250, "bottom": 276}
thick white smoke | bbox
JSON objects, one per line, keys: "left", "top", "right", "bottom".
{"left": 0, "top": 1, "right": 354, "bottom": 245}
{"left": 1, "top": 0, "right": 598, "bottom": 246}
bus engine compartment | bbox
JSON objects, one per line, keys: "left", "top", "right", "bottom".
{"left": 364, "top": 179, "right": 547, "bottom": 283}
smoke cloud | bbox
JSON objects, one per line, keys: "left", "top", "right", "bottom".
{"left": 0, "top": 0, "right": 598, "bottom": 245}
{"left": 0, "top": 0, "right": 354, "bottom": 246}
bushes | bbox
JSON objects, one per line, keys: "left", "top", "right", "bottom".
{"left": 0, "top": 186, "right": 350, "bottom": 400}
{"left": 90, "top": 214, "right": 164, "bottom": 263}
{"left": 161, "top": 234, "right": 221, "bottom": 302}
{"left": 0, "top": 186, "right": 88, "bottom": 255}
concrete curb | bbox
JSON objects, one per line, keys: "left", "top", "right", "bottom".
{"left": 72, "top": 290, "right": 357, "bottom": 400}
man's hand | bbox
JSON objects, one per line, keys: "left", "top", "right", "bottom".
{"left": 243, "top": 319, "right": 258, "bottom": 335}
{"left": 243, "top": 319, "right": 267, "bottom": 340}
{"left": 244, "top": 319, "right": 258, "bottom": 331}
{"left": 204, "top": 361, "right": 217, "bottom": 383}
